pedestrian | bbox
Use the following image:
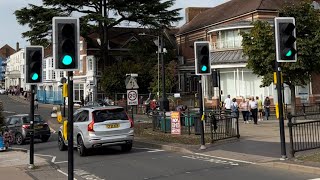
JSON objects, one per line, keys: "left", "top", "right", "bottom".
{"left": 257, "top": 96, "right": 263, "bottom": 121}
{"left": 239, "top": 97, "right": 249, "bottom": 124}
{"left": 80, "top": 96, "right": 84, "bottom": 107}
{"left": 249, "top": 96, "right": 258, "bottom": 124}
{"left": 231, "top": 98, "right": 239, "bottom": 119}
{"left": 34, "top": 99, "right": 39, "bottom": 110}
{"left": 224, "top": 95, "right": 232, "bottom": 114}
{"left": 264, "top": 96, "right": 271, "bottom": 120}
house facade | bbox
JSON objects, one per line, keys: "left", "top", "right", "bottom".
{"left": 5, "top": 49, "right": 26, "bottom": 91}
{"left": 0, "top": 44, "right": 16, "bottom": 88}
{"left": 176, "top": 0, "right": 320, "bottom": 106}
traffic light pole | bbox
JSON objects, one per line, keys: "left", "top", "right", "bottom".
{"left": 67, "top": 71, "right": 74, "bottom": 180}
{"left": 275, "top": 61, "right": 287, "bottom": 160}
{"left": 29, "top": 85, "right": 35, "bottom": 169}
{"left": 199, "top": 76, "right": 206, "bottom": 150}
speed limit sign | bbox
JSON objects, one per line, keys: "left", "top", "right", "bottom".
{"left": 127, "top": 90, "right": 138, "bottom": 105}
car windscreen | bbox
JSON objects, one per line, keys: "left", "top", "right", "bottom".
{"left": 93, "top": 108, "right": 128, "bottom": 123}
{"left": 22, "top": 115, "right": 44, "bottom": 124}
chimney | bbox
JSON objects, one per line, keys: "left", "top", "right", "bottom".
{"left": 185, "top": 7, "right": 211, "bottom": 23}
{"left": 16, "top": 42, "right": 19, "bottom": 51}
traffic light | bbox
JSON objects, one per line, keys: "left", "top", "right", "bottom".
{"left": 275, "top": 17, "right": 297, "bottom": 62}
{"left": 53, "top": 17, "right": 79, "bottom": 70}
{"left": 25, "top": 46, "right": 43, "bottom": 84}
{"left": 194, "top": 41, "right": 211, "bottom": 75}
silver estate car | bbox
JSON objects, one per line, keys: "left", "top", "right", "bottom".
{"left": 58, "top": 106, "right": 134, "bottom": 156}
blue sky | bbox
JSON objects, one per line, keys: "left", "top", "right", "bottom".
{"left": 0, "top": 0, "right": 229, "bottom": 49}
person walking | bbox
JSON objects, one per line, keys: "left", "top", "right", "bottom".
{"left": 264, "top": 96, "right": 271, "bottom": 120}
{"left": 224, "top": 95, "right": 232, "bottom": 114}
{"left": 239, "top": 97, "right": 249, "bottom": 124}
{"left": 257, "top": 96, "right": 263, "bottom": 121}
{"left": 34, "top": 99, "right": 39, "bottom": 110}
{"left": 249, "top": 96, "right": 258, "bottom": 124}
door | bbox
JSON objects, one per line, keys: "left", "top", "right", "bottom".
{"left": 7, "top": 117, "right": 21, "bottom": 134}
{"left": 72, "top": 111, "right": 82, "bottom": 146}
{"left": 74, "top": 110, "right": 89, "bottom": 144}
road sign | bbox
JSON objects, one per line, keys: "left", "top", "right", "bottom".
{"left": 126, "top": 77, "right": 139, "bottom": 89}
{"left": 127, "top": 90, "right": 138, "bottom": 106}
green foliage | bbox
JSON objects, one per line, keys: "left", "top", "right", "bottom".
{"left": 101, "top": 60, "right": 154, "bottom": 96}
{"left": 15, "top": 0, "right": 182, "bottom": 46}
{"left": 149, "top": 60, "right": 178, "bottom": 94}
{"left": 241, "top": 0, "right": 320, "bottom": 87}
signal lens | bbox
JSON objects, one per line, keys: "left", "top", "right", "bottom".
{"left": 62, "top": 55, "right": 72, "bottom": 65}
{"left": 31, "top": 73, "right": 39, "bottom": 81}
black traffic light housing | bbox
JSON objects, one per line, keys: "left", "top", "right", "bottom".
{"left": 275, "top": 17, "right": 297, "bottom": 62}
{"left": 194, "top": 41, "right": 211, "bottom": 75}
{"left": 25, "top": 46, "right": 43, "bottom": 84}
{"left": 53, "top": 17, "right": 79, "bottom": 70}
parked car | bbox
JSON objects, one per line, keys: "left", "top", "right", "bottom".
{"left": 0, "top": 89, "right": 6, "bottom": 95}
{"left": 3, "top": 114, "right": 51, "bottom": 145}
{"left": 58, "top": 106, "right": 134, "bottom": 156}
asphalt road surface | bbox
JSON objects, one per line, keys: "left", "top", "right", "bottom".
{"left": 2, "top": 95, "right": 320, "bottom": 180}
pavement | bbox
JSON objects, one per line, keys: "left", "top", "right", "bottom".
{"left": 3, "top": 94, "right": 320, "bottom": 179}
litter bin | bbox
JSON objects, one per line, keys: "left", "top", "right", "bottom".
{"left": 160, "top": 112, "right": 171, "bottom": 133}
{"left": 184, "top": 113, "right": 195, "bottom": 127}
{"left": 193, "top": 113, "right": 201, "bottom": 135}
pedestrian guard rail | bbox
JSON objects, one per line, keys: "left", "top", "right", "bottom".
{"left": 151, "top": 109, "right": 240, "bottom": 143}
{"left": 287, "top": 112, "right": 320, "bottom": 157}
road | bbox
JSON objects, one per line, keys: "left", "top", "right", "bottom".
{"left": 1, "top": 95, "right": 320, "bottom": 180}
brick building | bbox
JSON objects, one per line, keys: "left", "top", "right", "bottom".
{"left": 176, "top": 0, "right": 320, "bottom": 106}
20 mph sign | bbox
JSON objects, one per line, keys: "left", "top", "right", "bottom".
{"left": 127, "top": 90, "right": 138, "bottom": 106}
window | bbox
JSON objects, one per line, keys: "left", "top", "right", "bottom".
{"left": 43, "top": 71, "right": 46, "bottom": 80}
{"left": 52, "top": 70, "right": 56, "bottom": 79}
{"left": 79, "top": 58, "right": 83, "bottom": 72}
{"left": 9, "top": 117, "right": 21, "bottom": 125}
{"left": 43, "top": 59, "right": 46, "bottom": 69}
{"left": 88, "top": 58, "right": 93, "bottom": 71}
{"left": 51, "top": 59, "right": 54, "bottom": 68}
{"left": 216, "top": 29, "right": 247, "bottom": 49}
{"left": 93, "top": 108, "right": 128, "bottom": 122}
{"left": 22, "top": 115, "right": 43, "bottom": 123}
{"left": 76, "top": 110, "right": 89, "bottom": 122}
{"left": 74, "top": 83, "right": 84, "bottom": 101}
{"left": 80, "top": 41, "right": 83, "bottom": 51}
{"left": 60, "top": 71, "right": 64, "bottom": 77}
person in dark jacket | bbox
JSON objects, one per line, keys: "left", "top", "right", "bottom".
{"left": 264, "top": 97, "right": 271, "bottom": 120}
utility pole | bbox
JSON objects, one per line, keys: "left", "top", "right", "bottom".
{"left": 159, "top": 27, "right": 169, "bottom": 111}
{"left": 67, "top": 71, "right": 74, "bottom": 180}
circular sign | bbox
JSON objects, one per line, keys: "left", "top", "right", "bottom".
{"left": 128, "top": 90, "right": 137, "bottom": 101}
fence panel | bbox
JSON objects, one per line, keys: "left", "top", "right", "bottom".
{"left": 37, "top": 90, "right": 63, "bottom": 105}
{"left": 288, "top": 113, "right": 320, "bottom": 157}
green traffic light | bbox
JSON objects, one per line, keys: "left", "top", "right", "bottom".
{"left": 31, "top": 73, "right": 39, "bottom": 81}
{"left": 62, "top": 55, "right": 73, "bottom": 65}
{"left": 286, "top": 50, "right": 292, "bottom": 57}
{"left": 201, "top": 65, "right": 207, "bottom": 72}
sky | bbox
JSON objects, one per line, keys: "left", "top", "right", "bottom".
{"left": 0, "top": 0, "right": 229, "bottom": 49}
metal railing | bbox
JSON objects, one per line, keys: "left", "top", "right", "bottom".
{"left": 151, "top": 109, "right": 240, "bottom": 143}
{"left": 287, "top": 113, "right": 320, "bottom": 157}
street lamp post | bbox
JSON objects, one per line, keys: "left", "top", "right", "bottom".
{"left": 138, "top": 33, "right": 160, "bottom": 99}
{"left": 159, "top": 31, "right": 169, "bottom": 111}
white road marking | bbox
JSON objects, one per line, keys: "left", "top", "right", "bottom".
{"left": 34, "top": 153, "right": 56, "bottom": 164}
{"left": 51, "top": 156, "right": 56, "bottom": 163}
{"left": 182, "top": 155, "right": 239, "bottom": 166}
{"left": 308, "top": 179, "right": 320, "bottom": 180}
{"left": 54, "top": 161, "right": 68, "bottom": 164}
{"left": 57, "top": 169, "right": 78, "bottom": 180}
{"left": 74, "top": 169, "right": 105, "bottom": 180}
{"left": 133, "top": 147, "right": 165, "bottom": 152}
{"left": 2, "top": 111, "right": 15, "bottom": 113}
{"left": 147, "top": 149, "right": 164, "bottom": 152}
{"left": 194, "top": 153, "right": 256, "bottom": 165}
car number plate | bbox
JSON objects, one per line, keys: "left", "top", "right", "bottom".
{"left": 35, "top": 125, "right": 43, "bottom": 129}
{"left": 106, "top": 124, "right": 120, "bottom": 128}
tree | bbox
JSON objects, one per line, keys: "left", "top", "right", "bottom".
{"left": 241, "top": 0, "right": 320, "bottom": 115}
{"left": 15, "top": 0, "right": 182, "bottom": 55}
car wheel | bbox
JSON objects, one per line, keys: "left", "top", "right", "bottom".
{"left": 77, "top": 136, "right": 87, "bottom": 157}
{"left": 15, "top": 133, "right": 24, "bottom": 145}
{"left": 41, "top": 135, "right": 50, "bottom": 142}
{"left": 121, "top": 143, "right": 133, "bottom": 152}
{"left": 58, "top": 133, "right": 67, "bottom": 151}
